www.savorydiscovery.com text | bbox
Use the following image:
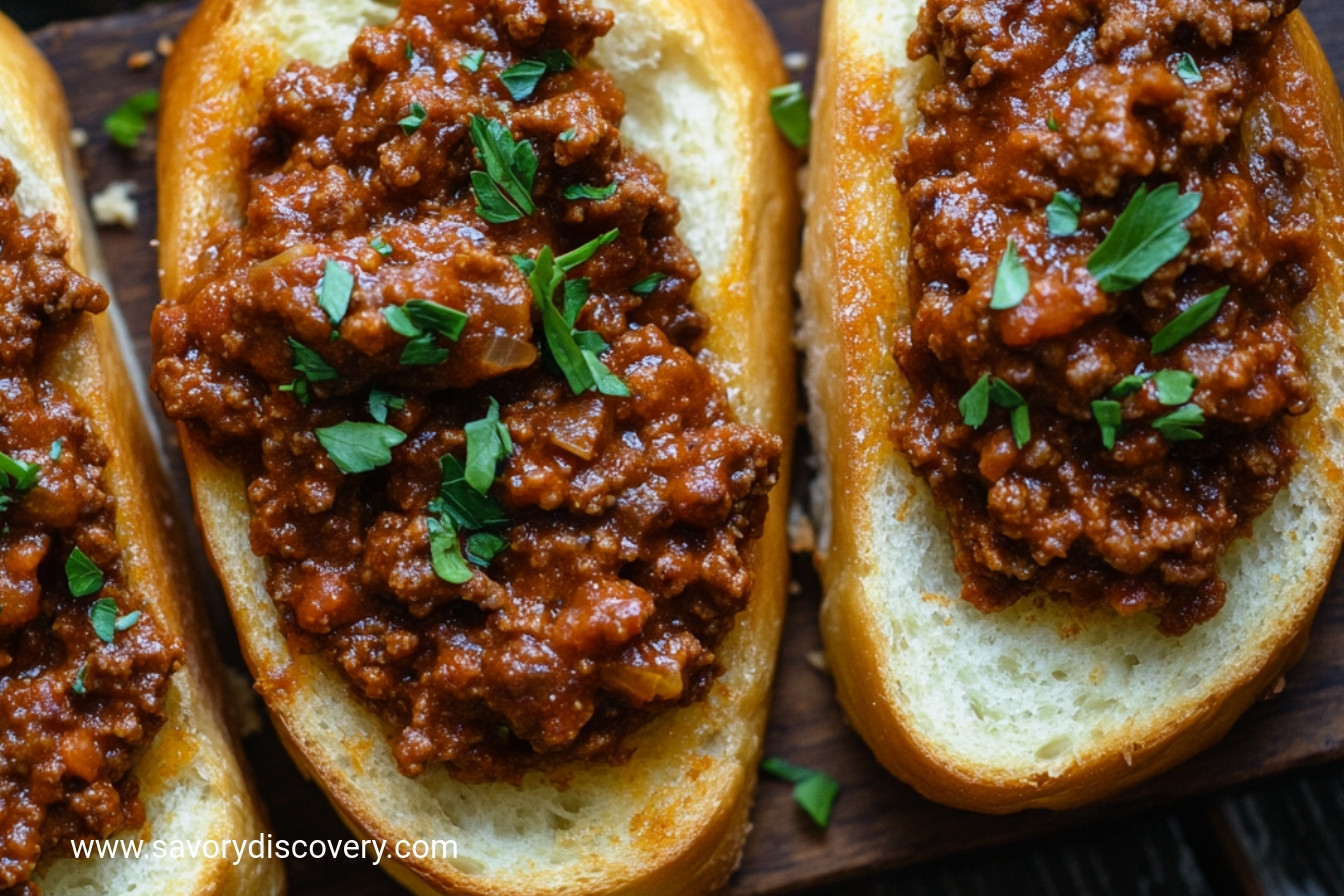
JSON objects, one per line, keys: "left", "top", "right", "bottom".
{"left": 70, "top": 834, "right": 459, "bottom": 866}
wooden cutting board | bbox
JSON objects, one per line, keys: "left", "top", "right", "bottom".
{"left": 29, "top": 1, "right": 1344, "bottom": 893}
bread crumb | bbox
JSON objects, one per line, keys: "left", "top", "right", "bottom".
{"left": 90, "top": 180, "right": 138, "bottom": 228}
{"left": 784, "top": 51, "right": 810, "bottom": 72}
{"left": 224, "top": 666, "right": 264, "bottom": 737}
{"left": 68, "top": 128, "right": 88, "bottom": 150}
{"left": 127, "top": 49, "right": 156, "bottom": 70}
{"left": 788, "top": 503, "right": 816, "bottom": 553}
{"left": 1267, "top": 675, "right": 1287, "bottom": 697}
{"left": 787, "top": 580, "right": 802, "bottom": 596}
{"left": 806, "top": 650, "right": 831, "bottom": 675}
{"left": 156, "top": 34, "right": 175, "bottom": 57}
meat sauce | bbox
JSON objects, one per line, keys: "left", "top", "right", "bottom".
{"left": 895, "top": 0, "right": 1322, "bottom": 633}
{"left": 152, "top": 0, "right": 780, "bottom": 781}
{"left": 0, "top": 157, "right": 180, "bottom": 893}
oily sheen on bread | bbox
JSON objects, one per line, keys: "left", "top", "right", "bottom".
{"left": 156, "top": 0, "right": 795, "bottom": 892}
{"left": 0, "top": 14, "right": 282, "bottom": 894}
{"left": 799, "top": 1, "right": 1344, "bottom": 812}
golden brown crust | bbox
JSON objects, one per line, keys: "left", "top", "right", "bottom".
{"left": 802, "top": 3, "right": 1344, "bottom": 813}
{"left": 0, "top": 12, "right": 283, "bottom": 894}
{"left": 158, "top": 0, "right": 796, "bottom": 891}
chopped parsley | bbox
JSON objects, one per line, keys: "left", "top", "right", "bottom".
{"left": 1046, "top": 112, "right": 1060, "bottom": 132}
{"left": 0, "top": 450, "right": 42, "bottom": 508}
{"left": 90, "top": 598, "right": 119, "bottom": 643}
{"left": 499, "top": 50, "right": 576, "bottom": 102}
{"left": 115, "top": 610, "right": 142, "bottom": 632}
{"left": 463, "top": 398, "right": 513, "bottom": 494}
{"left": 317, "top": 260, "right": 354, "bottom": 328}
{"left": 460, "top": 49, "right": 485, "bottom": 72}
{"left": 1047, "top": 190, "right": 1081, "bottom": 237}
{"left": 1151, "top": 286, "right": 1228, "bottom": 354}
{"left": 72, "top": 662, "right": 89, "bottom": 695}
{"left": 769, "top": 82, "right": 810, "bottom": 150}
{"left": 563, "top": 182, "right": 619, "bottom": 201}
{"left": 66, "top": 548, "right": 104, "bottom": 598}
{"left": 368, "top": 389, "right": 405, "bottom": 424}
{"left": 514, "top": 231, "right": 628, "bottom": 397}
{"left": 427, "top": 517, "right": 473, "bottom": 584}
{"left": 425, "top": 451, "right": 512, "bottom": 583}
{"left": 1109, "top": 372, "right": 1153, "bottom": 398}
{"left": 370, "top": 236, "right": 393, "bottom": 256}
{"left": 1153, "top": 369, "right": 1197, "bottom": 406}
{"left": 469, "top": 115, "right": 538, "bottom": 224}
{"left": 1152, "top": 403, "right": 1205, "bottom": 441}
{"left": 1091, "top": 399, "right": 1123, "bottom": 450}
{"left": 49, "top": 439, "right": 62, "bottom": 461}
{"left": 382, "top": 299, "right": 468, "bottom": 367}
{"left": 280, "top": 338, "right": 337, "bottom": 405}
{"left": 631, "top": 273, "right": 666, "bottom": 296}
{"left": 315, "top": 421, "right": 407, "bottom": 474}
{"left": 1176, "top": 53, "right": 1202, "bottom": 84}
{"left": 398, "top": 101, "right": 427, "bottom": 135}
{"left": 1087, "top": 183, "right": 1201, "bottom": 292}
{"left": 959, "top": 374, "right": 1030, "bottom": 447}
{"left": 761, "top": 757, "right": 840, "bottom": 828}
{"left": 103, "top": 89, "right": 160, "bottom": 149}
{"left": 989, "top": 239, "right": 1029, "bottom": 310}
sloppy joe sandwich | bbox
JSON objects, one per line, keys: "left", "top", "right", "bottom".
{"left": 0, "top": 13, "right": 280, "bottom": 894}
{"left": 800, "top": 0, "right": 1344, "bottom": 811}
{"left": 153, "top": 0, "right": 795, "bottom": 890}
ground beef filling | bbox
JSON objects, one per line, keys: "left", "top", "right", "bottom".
{"left": 0, "top": 157, "right": 180, "bottom": 894}
{"left": 894, "top": 0, "right": 1322, "bottom": 634}
{"left": 152, "top": 0, "right": 780, "bottom": 781}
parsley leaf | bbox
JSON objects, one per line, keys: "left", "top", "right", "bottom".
{"left": 1153, "top": 369, "right": 1197, "bottom": 406}
{"left": 769, "top": 82, "right": 810, "bottom": 150}
{"left": 104, "top": 89, "right": 159, "bottom": 149}
{"left": 631, "top": 273, "right": 666, "bottom": 296}
{"left": 318, "top": 260, "right": 354, "bottom": 327}
{"left": 499, "top": 50, "right": 576, "bottom": 101}
{"left": 1047, "top": 112, "right": 1060, "bottom": 132}
{"left": 460, "top": 49, "right": 485, "bottom": 72}
{"left": 1009, "top": 405, "right": 1031, "bottom": 448}
{"left": 0, "top": 451, "right": 41, "bottom": 493}
{"left": 72, "top": 662, "right": 88, "bottom": 695}
{"left": 959, "top": 375, "right": 1029, "bottom": 446}
{"left": 66, "top": 548, "right": 104, "bottom": 598}
{"left": 959, "top": 375, "right": 991, "bottom": 428}
{"left": 464, "top": 398, "right": 513, "bottom": 494}
{"left": 1152, "top": 403, "right": 1204, "bottom": 441}
{"left": 287, "top": 338, "right": 337, "bottom": 382}
{"left": 436, "top": 455, "right": 510, "bottom": 531}
{"left": 761, "top": 757, "right": 840, "bottom": 828}
{"left": 469, "top": 115, "right": 537, "bottom": 223}
{"left": 399, "top": 101, "right": 427, "bottom": 135}
{"left": 1047, "top": 190, "right": 1081, "bottom": 237}
{"left": 404, "top": 300, "right": 468, "bottom": 340}
{"left": 1109, "top": 372, "right": 1153, "bottom": 398}
{"left": 370, "top": 236, "right": 393, "bottom": 256}
{"left": 90, "top": 598, "right": 118, "bottom": 643}
{"left": 368, "top": 389, "right": 405, "bottom": 424}
{"left": 990, "top": 239, "right": 1029, "bottom": 310}
{"left": 114, "top": 610, "right": 142, "bottom": 632}
{"left": 1092, "top": 399, "right": 1123, "bottom": 450}
{"left": 1151, "top": 286, "right": 1228, "bottom": 354}
{"left": 316, "top": 422, "right": 406, "bottom": 474}
{"left": 427, "top": 517, "right": 474, "bottom": 584}
{"left": 382, "top": 300, "right": 467, "bottom": 367}
{"left": 465, "top": 531, "right": 508, "bottom": 566}
{"left": 424, "top": 451, "right": 512, "bottom": 584}
{"left": 1176, "top": 53, "right": 1202, "bottom": 84}
{"left": 563, "top": 182, "right": 619, "bottom": 201}
{"left": 50, "top": 439, "right": 62, "bottom": 461}
{"left": 1087, "top": 183, "right": 1201, "bottom": 292}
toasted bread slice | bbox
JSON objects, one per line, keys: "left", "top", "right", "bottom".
{"left": 0, "top": 12, "right": 282, "bottom": 893}
{"left": 799, "top": 1, "right": 1344, "bottom": 812}
{"left": 156, "top": 0, "right": 796, "bottom": 891}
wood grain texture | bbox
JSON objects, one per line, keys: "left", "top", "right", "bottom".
{"left": 24, "top": 0, "right": 1344, "bottom": 893}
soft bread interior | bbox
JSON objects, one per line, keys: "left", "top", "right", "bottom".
{"left": 163, "top": 0, "right": 794, "bottom": 891}
{"left": 802, "top": 0, "right": 1344, "bottom": 809}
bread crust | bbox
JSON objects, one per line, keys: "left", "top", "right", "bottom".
{"left": 156, "top": 0, "right": 796, "bottom": 891}
{"left": 0, "top": 13, "right": 283, "bottom": 893}
{"left": 800, "top": 1, "right": 1344, "bottom": 813}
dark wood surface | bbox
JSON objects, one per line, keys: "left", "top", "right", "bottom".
{"left": 20, "top": 0, "right": 1344, "bottom": 893}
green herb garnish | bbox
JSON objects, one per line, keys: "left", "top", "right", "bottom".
{"left": 631, "top": 273, "right": 666, "bottom": 296}
{"left": 460, "top": 49, "right": 485, "bottom": 72}
{"left": 469, "top": 115, "right": 538, "bottom": 224}
{"left": 1087, "top": 183, "right": 1201, "bottom": 292}
{"left": 424, "top": 451, "right": 512, "bottom": 583}
{"left": 1047, "top": 190, "right": 1081, "bottom": 237}
{"left": 66, "top": 548, "right": 104, "bottom": 598}
{"left": 435, "top": 454, "right": 510, "bottom": 531}
{"left": 558, "top": 127, "right": 576, "bottom": 142}
{"left": 761, "top": 757, "right": 840, "bottom": 828}
{"left": 1109, "top": 372, "right": 1153, "bottom": 398}
{"left": 288, "top": 338, "right": 338, "bottom": 382}
{"left": 464, "top": 398, "right": 513, "bottom": 494}
{"left": 317, "top": 260, "right": 354, "bottom": 327}
{"left": 499, "top": 50, "right": 576, "bottom": 101}
{"left": 114, "top": 610, "right": 141, "bottom": 632}
{"left": 465, "top": 531, "right": 508, "bottom": 566}
{"left": 368, "top": 389, "right": 405, "bottom": 424}
{"left": 104, "top": 89, "right": 159, "bottom": 149}
{"left": 1092, "top": 399, "right": 1123, "bottom": 450}
{"left": 90, "top": 598, "right": 118, "bottom": 643}
{"left": 0, "top": 451, "right": 41, "bottom": 493}
{"left": 959, "top": 375, "right": 991, "bottom": 428}
{"left": 427, "top": 517, "right": 474, "bottom": 584}
{"left": 383, "top": 300, "right": 468, "bottom": 367}
{"left": 959, "top": 375, "right": 1030, "bottom": 446}
{"left": 1152, "top": 403, "right": 1205, "bottom": 441}
{"left": 370, "top": 236, "right": 393, "bottom": 256}
{"left": 990, "top": 239, "right": 1029, "bottom": 310}
{"left": 49, "top": 439, "right": 62, "bottom": 461}
{"left": 563, "top": 182, "right": 619, "bottom": 201}
{"left": 404, "top": 41, "right": 414, "bottom": 60}
{"left": 769, "top": 82, "right": 810, "bottom": 150}
{"left": 1153, "top": 369, "right": 1197, "bottom": 406}
{"left": 1176, "top": 53, "right": 1202, "bottom": 84}
{"left": 315, "top": 422, "right": 407, "bottom": 474}
{"left": 1151, "top": 286, "right": 1228, "bottom": 354}
{"left": 1046, "top": 112, "right": 1060, "bottom": 132}
{"left": 72, "top": 662, "right": 88, "bottom": 695}
{"left": 399, "top": 102, "right": 427, "bottom": 134}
